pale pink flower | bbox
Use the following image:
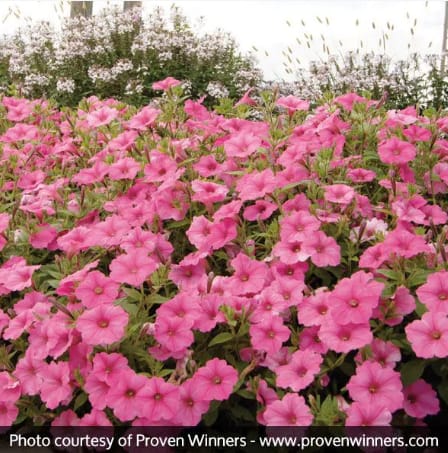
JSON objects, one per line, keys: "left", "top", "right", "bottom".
{"left": 192, "top": 358, "right": 238, "bottom": 401}
{"left": 76, "top": 305, "right": 128, "bottom": 346}
{"left": 346, "top": 361, "right": 403, "bottom": 413}
{"left": 39, "top": 361, "right": 73, "bottom": 410}
{"left": 275, "top": 349, "right": 323, "bottom": 391}
{"left": 345, "top": 402, "right": 392, "bottom": 426}
{"left": 109, "top": 250, "right": 158, "bottom": 286}
{"left": 250, "top": 316, "right": 290, "bottom": 355}
{"left": 228, "top": 252, "right": 269, "bottom": 295}
{"left": 405, "top": 311, "right": 448, "bottom": 358}
{"left": 86, "top": 106, "right": 118, "bottom": 128}
{"left": 301, "top": 231, "right": 341, "bottom": 267}
{"left": 324, "top": 184, "right": 355, "bottom": 205}
{"left": 263, "top": 393, "right": 313, "bottom": 426}
{"left": 416, "top": 270, "right": 448, "bottom": 314}
{"left": 152, "top": 76, "right": 181, "bottom": 91}
{"left": 378, "top": 137, "right": 416, "bottom": 165}
{"left": 75, "top": 270, "right": 120, "bottom": 307}
{"left": 173, "top": 379, "right": 210, "bottom": 426}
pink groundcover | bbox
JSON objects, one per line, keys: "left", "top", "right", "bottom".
{"left": 0, "top": 79, "right": 447, "bottom": 427}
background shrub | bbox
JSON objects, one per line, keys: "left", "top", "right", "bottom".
{"left": 0, "top": 5, "right": 262, "bottom": 106}
{"left": 265, "top": 52, "right": 448, "bottom": 110}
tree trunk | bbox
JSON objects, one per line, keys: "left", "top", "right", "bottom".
{"left": 123, "top": 2, "right": 142, "bottom": 11}
{"left": 70, "top": 1, "right": 93, "bottom": 18}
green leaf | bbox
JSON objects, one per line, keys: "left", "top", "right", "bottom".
{"left": 145, "top": 293, "right": 169, "bottom": 305}
{"left": 377, "top": 269, "right": 400, "bottom": 280}
{"left": 400, "top": 360, "right": 426, "bottom": 386}
{"left": 415, "top": 300, "right": 428, "bottom": 317}
{"left": 236, "top": 389, "right": 255, "bottom": 400}
{"left": 203, "top": 401, "right": 220, "bottom": 426}
{"left": 74, "top": 392, "right": 88, "bottom": 411}
{"left": 122, "top": 287, "right": 142, "bottom": 302}
{"left": 228, "top": 403, "right": 255, "bottom": 422}
{"left": 438, "top": 380, "right": 448, "bottom": 405}
{"left": 406, "top": 269, "right": 430, "bottom": 288}
{"left": 116, "top": 299, "right": 138, "bottom": 316}
{"left": 208, "top": 332, "right": 234, "bottom": 347}
{"left": 315, "top": 395, "right": 345, "bottom": 426}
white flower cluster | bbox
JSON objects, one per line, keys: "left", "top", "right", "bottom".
{"left": 206, "top": 81, "right": 229, "bottom": 99}
{"left": 0, "top": 4, "right": 260, "bottom": 103}
{"left": 263, "top": 51, "right": 446, "bottom": 107}
{"left": 56, "top": 78, "right": 76, "bottom": 94}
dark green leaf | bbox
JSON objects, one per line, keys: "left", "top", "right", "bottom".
{"left": 208, "top": 332, "right": 234, "bottom": 347}
{"left": 400, "top": 360, "right": 426, "bottom": 386}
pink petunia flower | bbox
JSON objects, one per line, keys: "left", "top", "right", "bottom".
{"left": 224, "top": 131, "right": 262, "bottom": 158}
{"left": 301, "top": 231, "right": 341, "bottom": 267}
{"left": 76, "top": 305, "right": 129, "bottom": 346}
{"left": 346, "top": 361, "right": 403, "bottom": 413}
{"left": 108, "top": 157, "right": 140, "bottom": 181}
{"left": 416, "top": 270, "right": 448, "bottom": 314}
{"left": 383, "top": 226, "right": 431, "bottom": 259}
{"left": 250, "top": 316, "right": 290, "bottom": 355}
{"left": 154, "top": 316, "right": 194, "bottom": 353}
{"left": 0, "top": 372, "right": 21, "bottom": 402}
{"left": 345, "top": 402, "right": 392, "bottom": 426}
{"left": 109, "top": 250, "right": 158, "bottom": 286}
{"left": 297, "top": 289, "right": 331, "bottom": 326}
{"left": 378, "top": 137, "right": 416, "bottom": 165}
{"left": 152, "top": 76, "right": 181, "bottom": 91}
{"left": 330, "top": 271, "right": 384, "bottom": 325}
{"left": 86, "top": 106, "right": 118, "bottom": 128}
{"left": 14, "top": 352, "right": 45, "bottom": 396}
{"left": 79, "top": 409, "right": 112, "bottom": 426}
{"left": 280, "top": 210, "right": 320, "bottom": 242}
{"left": 355, "top": 338, "right": 401, "bottom": 369}
{"left": 139, "top": 377, "right": 179, "bottom": 423}
{"left": 169, "top": 258, "right": 207, "bottom": 291}
{"left": 75, "top": 271, "right": 120, "bottom": 307}
{"left": 403, "top": 379, "right": 440, "bottom": 418}
{"left": 173, "top": 379, "right": 210, "bottom": 426}
{"left": 276, "top": 95, "right": 310, "bottom": 114}
{"left": 84, "top": 374, "right": 112, "bottom": 411}
{"left": 127, "top": 106, "right": 161, "bottom": 130}
{"left": 235, "top": 169, "right": 278, "bottom": 201}
{"left": 358, "top": 243, "right": 388, "bottom": 269}
{"left": 243, "top": 200, "right": 277, "bottom": 221}
{"left": 319, "top": 321, "right": 372, "bottom": 353}
{"left": 0, "top": 257, "right": 40, "bottom": 292}
{"left": 272, "top": 239, "right": 310, "bottom": 265}
{"left": 346, "top": 168, "right": 376, "bottom": 183}
{"left": 192, "top": 358, "right": 238, "bottom": 401}
{"left": 29, "top": 224, "right": 58, "bottom": 250}
{"left": 405, "top": 311, "right": 448, "bottom": 358}
{"left": 228, "top": 253, "right": 269, "bottom": 295}
{"left": 324, "top": 184, "right": 355, "bottom": 205}
{"left": 106, "top": 371, "right": 148, "bottom": 421}
{"left": 275, "top": 349, "right": 323, "bottom": 391}
{"left": 263, "top": 393, "right": 313, "bottom": 426}
{"left": 92, "top": 352, "right": 130, "bottom": 385}
{"left": 191, "top": 180, "right": 228, "bottom": 208}
{"left": 0, "top": 401, "right": 19, "bottom": 426}
{"left": 39, "top": 361, "right": 73, "bottom": 410}
{"left": 375, "top": 286, "right": 416, "bottom": 326}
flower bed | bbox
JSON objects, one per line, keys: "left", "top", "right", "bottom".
{"left": 0, "top": 81, "right": 447, "bottom": 427}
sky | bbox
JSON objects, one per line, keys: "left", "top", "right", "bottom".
{"left": 0, "top": 0, "right": 445, "bottom": 80}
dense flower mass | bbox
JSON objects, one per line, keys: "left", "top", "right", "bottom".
{"left": 0, "top": 5, "right": 261, "bottom": 106}
{"left": 0, "top": 83, "right": 447, "bottom": 428}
